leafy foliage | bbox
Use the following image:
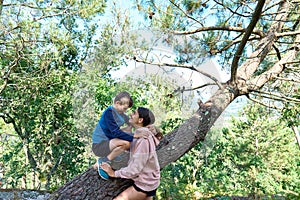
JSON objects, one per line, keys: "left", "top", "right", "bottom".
{"left": 158, "top": 104, "right": 300, "bottom": 199}
{"left": 0, "top": 0, "right": 107, "bottom": 191}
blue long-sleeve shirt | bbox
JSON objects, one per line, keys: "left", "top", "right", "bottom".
{"left": 92, "top": 106, "right": 133, "bottom": 144}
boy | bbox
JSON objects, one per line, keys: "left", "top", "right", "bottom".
{"left": 92, "top": 91, "right": 148, "bottom": 180}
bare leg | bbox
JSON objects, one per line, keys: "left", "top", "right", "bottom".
{"left": 114, "top": 186, "right": 147, "bottom": 200}
{"left": 108, "top": 138, "right": 130, "bottom": 161}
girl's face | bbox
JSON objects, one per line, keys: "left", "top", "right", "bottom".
{"left": 129, "top": 109, "right": 141, "bottom": 126}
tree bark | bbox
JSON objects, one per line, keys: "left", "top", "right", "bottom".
{"left": 49, "top": 167, "right": 133, "bottom": 200}
{"left": 292, "top": 126, "right": 300, "bottom": 149}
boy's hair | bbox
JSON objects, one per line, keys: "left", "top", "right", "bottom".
{"left": 137, "top": 107, "right": 155, "bottom": 127}
{"left": 114, "top": 91, "right": 133, "bottom": 108}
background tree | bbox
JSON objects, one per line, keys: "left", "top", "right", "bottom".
{"left": 0, "top": 0, "right": 107, "bottom": 190}
{"left": 158, "top": 104, "right": 299, "bottom": 199}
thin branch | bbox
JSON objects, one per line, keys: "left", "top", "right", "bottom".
{"left": 0, "top": 40, "right": 24, "bottom": 94}
{"left": 272, "top": 44, "right": 281, "bottom": 60}
{"left": 134, "top": 57, "right": 224, "bottom": 89}
{"left": 237, "top": 1, "right": 290, "bottom": 82}
{"left": 284, "top": 60, "right": 300, "bottom": 65}
{"left": 275, "top": 76, "right": 300, "bottom": 83}
{"left": 250, "top": 89, "right": 300, "bottom": 103}
{"left": 292, "top": 126, "right": 300, "bottom": 149}
{"left": 168, "top": 0, "right": 203, "bottom": 25}
{"left": 0, "top": 112, "right": 23, "bottom": 138}
{"left": 173, "top": 26, "right": 264, "bottom": 37}
{"left": 231, "top": 0, "right": 266, "bottom": 82}
{"left": 213, "top": 0, "right": 251, "bottom": 18}
{"left": 247, "top": 95, "right": 282, "bottom": 110}
{"left": 248, "top": 34, "right": 300, "bottom": 89}
{"left": 276, "top": 30, "right": 300, "bottom": 37}
{"left": 251, "top": 92, "right": 294, "bottom": 103}
{"left": 176, "top": 83, "right": 217, "bottom": 92}
{"left": 263, "top": 0, "right": 282, "bottom": 13}
{"left": 0, "top": 0, "right": 3, "bottom": 15}
{"left": 211, "top": 35, "right": 261, "bottom": 54}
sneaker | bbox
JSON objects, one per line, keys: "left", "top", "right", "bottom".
{"left": 97, "top": 157, "right": 110, "bottom": 180}
{"left": 113, "top": 155, "right": 123, "bottom": 163}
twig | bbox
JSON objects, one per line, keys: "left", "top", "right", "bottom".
{"left": 173, "top": 26, "right": 264, "bottom": 37}
{"left": 168, "top": 0, "right": 203, "bottom": 25}
{"left": 247, "top": 95, "right": 281, "bottom": 110}
{"left": 275, "top": 76, "right": 300, "bottom": 83}
{"left": 250, "top": 89, "right": 300, "bottom": 103}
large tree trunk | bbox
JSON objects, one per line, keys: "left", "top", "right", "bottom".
{"left": 49, "top": 167, "right": 133, "bottom": 200}
{"left": 49, "top": 89, "right": 236, "bottom": 199}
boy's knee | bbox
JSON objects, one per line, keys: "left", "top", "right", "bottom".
{"left": 122, "top": 141, "right": 130, "bottom": 149}
{"left": 110, "top": 139, "right": 130, "bottom": 150}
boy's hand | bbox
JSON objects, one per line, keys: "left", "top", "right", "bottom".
{"left": 101, "top": 163, "right": 115, "bottom": 177}
{"left": 122, "top": 125, "right": 133, "bottom": 133}
{"left": 146, "top": 124, "right": 157, "bottom": 135}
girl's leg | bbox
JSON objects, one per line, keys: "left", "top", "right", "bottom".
{"left": 114, "top": 186, "right": 147, "bottom": 200}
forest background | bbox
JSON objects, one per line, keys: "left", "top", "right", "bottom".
{"left": 0, "top": 0, "right": 299, "bottom": 199}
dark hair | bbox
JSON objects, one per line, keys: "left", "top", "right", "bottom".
{"left": 114, "top": 91, "right": 133, "bottom": 108}
{"left": 137, "top": 107, "right": 155, "bottom": 127}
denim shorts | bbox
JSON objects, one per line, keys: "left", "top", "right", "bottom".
{"left": 92, "top": 141, "right": 110, "bottom": 157}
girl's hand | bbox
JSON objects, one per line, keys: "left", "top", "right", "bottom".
{"left": 101, "top": 163, "right": 116, "bottom": 177}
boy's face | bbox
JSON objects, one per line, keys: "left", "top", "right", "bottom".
{"left": 114, "top": 97, "right": 130, "bottom": 113}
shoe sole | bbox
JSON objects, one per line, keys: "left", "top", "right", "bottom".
{"left": 98, "top": 159, "right": 109, "bottom": 180}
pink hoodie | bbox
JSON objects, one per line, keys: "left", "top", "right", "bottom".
{"left": 114, "top": 127, "right": 160, "bottom": 191}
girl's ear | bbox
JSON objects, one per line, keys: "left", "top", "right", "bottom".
{"left": 138, "top": 118, "right": 144, "bottom": 124}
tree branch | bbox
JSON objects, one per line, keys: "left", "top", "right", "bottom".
{"left": 237, "top": 1, "right": 291, "bottom": 82}
{"left": 174, "top": 83, "right": 218, "bottom": 95}
{"left": 250, "top": 89, "right": 300, "bottom": 103}
{"left": 247, "top": 95, "right": 281, "bottom": 110}
{"left": 284, "top": 60, "right": 300, "bottom": 65}
{"left": 134, "top": 57, "right": 224, "bottom": 89}
{"left": 213, "top": 0, "right": 251, "bottom": 18}
{"left": 231, "top": 0, "right": 266, "bottom": 82}
{"left": 292, "top": 126, "right": 300, "bottom": 149}
{"left": 0, "top": 112, "right": 23, "bottom": 138}
{"left": 276, "top": 30, "right": 300, "bottom": 37}
{"left": 1, "top": 37, "right": 24, "bottom": 94}
{"left": 173, "top": 26, "right": 264, "bottom": 37}
{"left": 0, "top": 0, "right": 3, "bottom": 16}
{"left": 168, "top": 0, "right": 203, "bottom": 25}
{"left": 211, "top": 35, "right": 261, "bottom": 54}
{"left": 275, "top": 76, "right": 300, "bottom": 83}
{"left": 247, "top": 34, "right": 300, "bottom": 90}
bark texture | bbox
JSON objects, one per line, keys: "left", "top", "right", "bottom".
{"left": 49, "top": 167, "right": 133, "bottom": 200}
